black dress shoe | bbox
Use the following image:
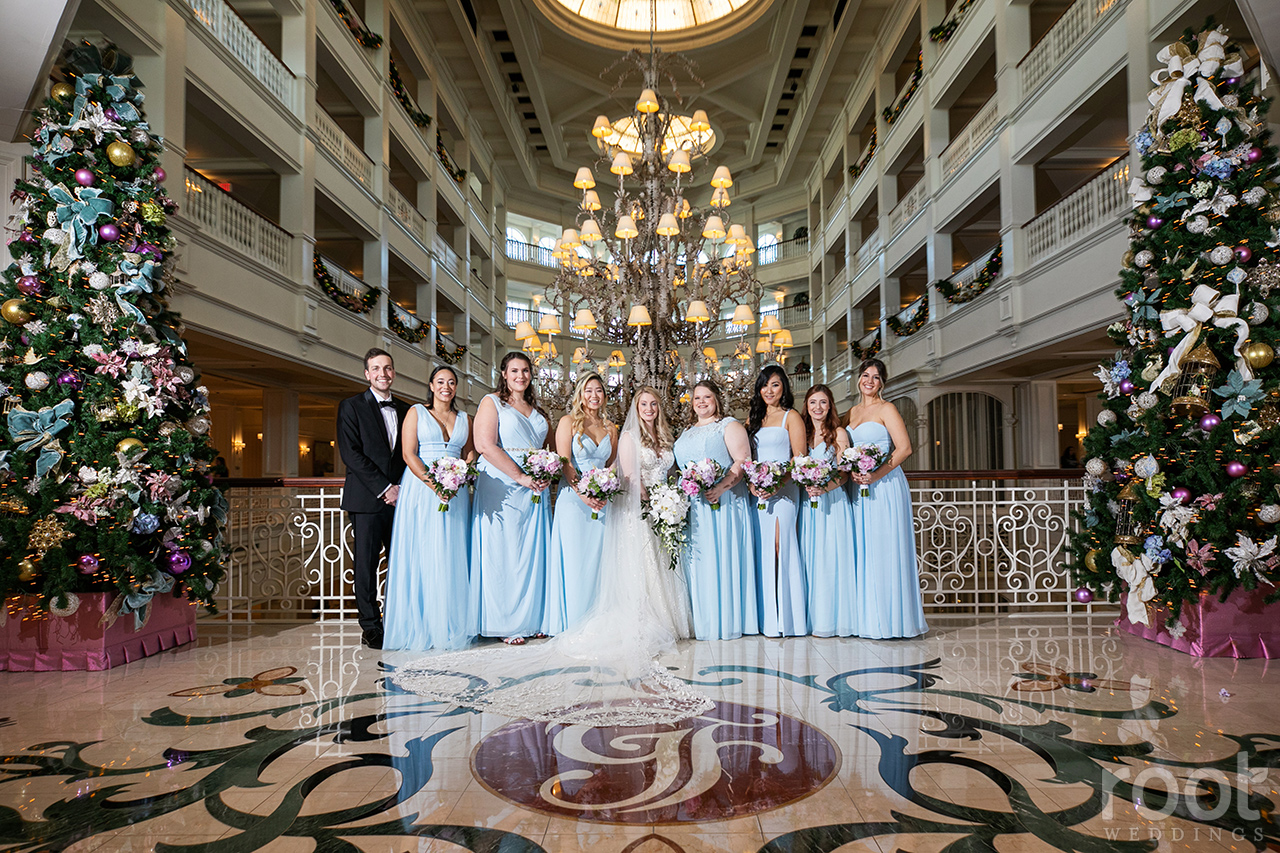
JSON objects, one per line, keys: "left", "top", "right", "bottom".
{"left": 361, "top": 629, "right": 384, "bottom": 649}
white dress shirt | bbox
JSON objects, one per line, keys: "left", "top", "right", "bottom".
{"left": 371, "top": 390, "right": 398, "bottom": 447}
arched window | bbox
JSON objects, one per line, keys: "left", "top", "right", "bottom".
{"left": 926, "top": 392, "right": 1005, "bottom": 470}
{"left": 506, "top": 227, "right": 527, "bottom": 244}
{"left": 757, "top": 233, "right": 779, "bottom": 264}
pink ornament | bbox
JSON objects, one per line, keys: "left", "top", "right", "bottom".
{"left": 152, "top": 166, "right": 166, "bottom": 183}
{"left": 1171, "top": 487, "right": 1192, "bottom": 504}
{"left": 1119, "top": 379, "right": 1136, "bottom": 394}
{"left": 77, "top": 554, "right": 100, "bottom": 574}
{"left": 1226, "top": 460, "right": 1248, "bottom": 478}
{"left": 1199, "top": 413, "right": 1222, "bottom": 431}
{"left": 16, "top": 275, "right": 42, "bottom": 296}
{"left": 1247, "top": 147, "right": 1262, "bottom": 163}
{"left": 1235, "top": 245, "right": 1252, "bottom": 263}
{"left": 1146, "top": 215, "right": 1165, "bottom": 229}
{"left": 74, "top": 168, "right": 95, "bottom": 186}
{"left": 1074, "top": 587, "right": 1095, "bottom": 604}
{"left": 98, "top": 223, "right": 120, "bottom": 242}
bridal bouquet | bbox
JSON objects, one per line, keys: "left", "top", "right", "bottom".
{"left": 679, "top": 458, "right": 724, "bottom": 510}
{"left": 422, "top": 457, "right": 477, "bottom": 512}
{"left": 791, "top": 455, "right": 839, "bottom": 508}
{"left": 577, "top": 466, "right": 622, "bottom": 519}
{"left": 742, "top": 459, "right": 790, "bottom": 510}
{"left": 520, "top": 449, "right": 564, "bottom": 504}
{"left": 642, "top": 482, "right": 691, "bottom": 572}
{"left": 842, "top": 444, "right": 888, "bottom": 497}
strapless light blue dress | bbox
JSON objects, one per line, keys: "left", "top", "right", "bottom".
{"left": 471, "top": 393, "right": 550, "bottom": 638}
{"left": 673, "top": 417, "right": 758, "bottom": 640}
{"left": 543, "top": 432, "right": 613, "bottom": 634}
{"left": 384, "top": 406, "right": 477, "bottom": 650}
{"left": 798, "top": 440, "right": 857, "bottom": 637}
{"left": 752, "top": 411, "right": 806, "bottom": 637}
{"left": 847, "top": 421, "right": 928, "bottom": 639}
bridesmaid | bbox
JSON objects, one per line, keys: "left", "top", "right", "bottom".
{"left": 846, "top": 358, "right": 928, "bottom": 639}
{"left": 471, "top": 352, "right": 554, "bottom": 644}
{"left": 544, "top": 373, "right": 618, "bottom": 634}
{"left": 673, "top": 379, "right": 758, "bottom": 640}
{"left": 745, "top": 365, "right": 808, "bottom": 638}
{"left": 384, "top": 365, "right": 478, "bottom": 650}
{"left": 797, "top": 384, "right": 857, "bottom": 638}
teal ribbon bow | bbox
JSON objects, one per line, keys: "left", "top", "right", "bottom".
{"left": 102, "top": 571, "right": 176, "bottom": 631}
{"left": 114, "top": 254, "right": 158, "bottom": 323}
{"left": 49, "top": 183, "right": 115, "bottom": 262}
{"left": 8, "top": 399, "right": 75, "bottom": 480}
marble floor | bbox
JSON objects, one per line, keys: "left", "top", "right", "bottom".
{"left": 2, "top": 613, "right": 1277, "bottom": 852}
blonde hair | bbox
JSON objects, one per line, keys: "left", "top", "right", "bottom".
{"left": 634, "top": 386, "right": 674, "bottom": 453}
{"left": 569, "top": 373, "right": 610, "bottom": 445}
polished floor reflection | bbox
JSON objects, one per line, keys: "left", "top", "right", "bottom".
{"left": 1, "top": 614, "right": 1277, "bottom": 852}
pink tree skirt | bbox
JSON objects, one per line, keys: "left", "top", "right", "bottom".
{"left": 1, "top": 593, "right": 197, "bottom": 671}
{"left": 1116, "top": 586, "right": 1280, "bottom": 658}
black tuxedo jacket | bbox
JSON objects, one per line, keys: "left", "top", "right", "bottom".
{"left": 337, "top": 389, "right": 411, "bottom": 512}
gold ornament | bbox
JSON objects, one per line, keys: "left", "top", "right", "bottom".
{"left": 116, "top": 437, "right": 146, "bottom": 456}
{"left": 17, "top": 558, "right": 38, "bottom": 582}
{"left": 105, "top": 140, "right": 136, "bottom": 167}
{"left": 28, "top": 517, "right": 73, "bottom": 553}
{"left": 0, "top": 497, "right": 29, "bottom": 516}
{"left": 1084, "top": 550, "right": 1100, "bottom": 572}
{"left": 51, "top": 82, "right": 74, "bottom": 101}
{"left": 1243, "top": 341, "right": 1275, "bottom": 370}
{"left": 1259, "top": 403, "right": 1280, "bottom": 430}
{"left": 1, "top": 299, "right": 31, "bottom": 324}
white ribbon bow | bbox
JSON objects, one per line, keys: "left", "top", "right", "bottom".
{"left": 1148, "top": 31, "right": 1242, "bottom": 126}
{"left": 1113, "top": 547, "right": 1158, "bottom": 626}
{"left": 1149, "top": 284, "right": 1252, "bottom": 393}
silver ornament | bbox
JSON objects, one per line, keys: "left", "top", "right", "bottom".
{"left": 49, "top": 592, "right": 80, "bottom": 618}
{"left": 1210, "top": 245, "right": 1234, "bottom": 265}
{"left": 1147, "top": 166, "right": 1167, "bottom": 184}
{"left": 123, "top": 200, "right": 139, "bottom": 214}
{"left": 46, "top": 210, "right": 57, "bottom": 227}
{"left": 24, "top": 371, "right": 49, "bottom": 391}
{"left": 186, "top": 414, "right": 211, "bottom": 435}
{"left": 1137, "top": 391, "right": 1158, "bottom": 410}
{"left": 1134, "top": 454, "right": 1160, "bottom": 480}
{"left": 175, "top": 366, "right": 195, "bottom": 384}
{"left": 1097, "top": 409, "right": 1117, "bottom": 427}
{"left": 1187, "top": 215, "right": 1209, "bottom": 234}
{"left": 1259, "top": 504, "right": 1280, "bottom": 524}
{"left": 1223, "top": 94, "right": 1239, "bottom": 108}
{"left": 1248, "top": 302, "right": 1270, "bottom": 324}
{"left": 1135, "top": 250, "right": 1155, "bottom": 268}
{"left": 1244, "top": 186, "right": 1267, "bottom": 206}
{"left": 88, "top": 272, "right": 110, "bottom": 290}
{"left": 130, "top": 127, "right": 150, "bottom": 146}
{"left": 1085, "top": 457, "right": 1108, "bottom": 477}
{"left": 158, "top": 421, "right": 177, "bottom": 436}
{"left": 1227, "top": 267, "right": 1248, "bottom": 285}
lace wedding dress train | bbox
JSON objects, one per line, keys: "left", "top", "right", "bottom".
{"left": 393, "top": 403, "right": 710, "bottom": 727}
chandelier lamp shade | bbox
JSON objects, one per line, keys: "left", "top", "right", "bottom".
{"left": 513, "top": 320, "right": 536, "bottom": 342}
{"left": 572, "top": 308, "right": 598, "bottom": 331}
{"left": 759, "top": 314, "right": 782, "bottom": 336}
{"left": 538, "top": 313, "right": 562, "bottom": 335}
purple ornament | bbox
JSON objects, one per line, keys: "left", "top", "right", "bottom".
{"left": 165, "top": 550, "right": 193, "bottom": 575}
{"left": 1226, "top": 460, "right": 1248, "bottom": 478}
{"left": 1226, "top": 77, "right": 1239, "bottom": 85}
{"left": 1247, "top": 147, "right": 1262, "bottom": 163}
{"left": 1074, "top": 587, "right": 1095, "bottom": 604}
{"left": 1171, "top": 487, "right": 1192, "bottom": 504}
{"left": 98, "top": 223, "right": 120, "bottom": 242}
{"left": 18, "top": 231, "right": 36, "bottom": 244}
{"left": 77, "top": 554, "right": 100, "bottom": 574}
{"left": 153, "top": 166, "right": 166, "bottom": 183}
{"left": 16, "top": 275, "right": 42, "bottom": 296}
{"left": 1199, "top": 413, "right": 1222, "bottom": 431}
{"left": 1119, "top": 379, "right": 1136, "bottom": 394}
{"left": 104, "top": 107, "right": 120, "bottom": 122}
{"left": 137, "top": 242, "right": 161, "bottom": 258}
{"left": 1146, "top": 215, "right": 1165, "bottom": 229}
{"left": 1235, "top": 245, "right": 1252, "bottom": 263}
{"left": 18, "top": 334, "right": 28, "bottom": 346}
{"left": 56, "top": 371, "right": 81, "bottom": 389}
{"left": 74, "top": 168, "right": 95, "bottom": 187}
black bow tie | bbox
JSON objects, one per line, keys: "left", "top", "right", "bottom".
{"left": 378, "top": 400, "right": 396, "bottom": 409}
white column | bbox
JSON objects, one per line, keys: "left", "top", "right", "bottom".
{"left": 1021, "top": 379, "right": 1059, "bottom": 469}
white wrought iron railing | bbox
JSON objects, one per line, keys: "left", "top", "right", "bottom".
{"left": 318, "top": 256, "right": 375, "bottom": 302}
{"left": 312, "top": 107, "right": 374, "bottom": 187}
{"left": 183, "top": 0, "right": 294, "bottom": 107}
{"left": 756, "top": 235, "right": 809, "bottom": 266}
{"left": 1019, "top": 0, "right": 1123, "bottom": 98}
{"left": 183, "top": 167, "right": 292, "bottom": 277}
{"left": 1024, "top": 154, "right": 1130, "bottom": 266}
{"left": 940, "top": 97, "right": 1000, "bottom": 182}
{"left": 505, "top": 238, "right": 557, "bottom": 268}
{"left": 211, "top": 471, "right": 1093, "bottom": 621}
{"left": 388, "top": 187, "right": 428, "bottom": 246}
{"left": 888, "top": 180, "right": 929, "bottom": 236}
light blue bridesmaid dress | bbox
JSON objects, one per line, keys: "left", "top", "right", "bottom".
{"left": 471, "top": 393, "right": 550, "bottom": 638}
{"left": 847, "top": 421, "right": 928, "bottom": 639}
{"left": 798, "top": 439, "right": 857, "bottom": 637}
{"left": 384, "top": 406, "right": 476, "bottom": 650}
{"left": 543, "top": 432, "right": 613, "bottom": 634}
{"left": 752, "top": 411, "right": 806, "bottom": 637}
{"left": 673, "top": 417, "right": 759, "bottom": 640}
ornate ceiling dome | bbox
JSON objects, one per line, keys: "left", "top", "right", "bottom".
{"left": 534, "top": 0, "right": 773, "bottom": 48}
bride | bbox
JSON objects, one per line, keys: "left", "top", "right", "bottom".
{"left": 393, "top": 386, "right": 712, "bottom": 726}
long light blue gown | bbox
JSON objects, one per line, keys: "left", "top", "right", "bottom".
{"left": 472, "top": 393, "right": 550, "bottom": 638}
{"left": 848, "top": 421, "right": 928, "bottom": 639}
{"left": 543, "top": 432, "right": 613, "bottom": 635}
{"left": 752, "top": 412, "right": 806, "bottom": 637}
{"left": 674, "top": 417, "right": 758, "bottom": 640}
{"left": 798, "top": 439, "right": 857, "bottom": 637}
{"left": 384, "top": 406, "right": 476, "bottom": 651}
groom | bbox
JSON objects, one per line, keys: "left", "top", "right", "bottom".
{"left": 337, "top": 348, "right": 410, "bottom": 649}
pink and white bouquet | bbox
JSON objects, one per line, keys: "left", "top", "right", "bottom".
{"left": 791, "top": 455, "right": 839, "bottom": 508}
{"left": 842, "top": 444, "right": 888, "bottom": 497}
{"left": 577, "top": 466, "right": 623, "bottom": 519}
{"left": 678, "top": 458, "right": 725, "bottom": 510}
{"left": 423, "top": 457, "right": 477, "bottom": 512}
{"left": 520, "top": 449, "right": 565, "bottom": 504}
{"left": 642, "top": 481, "right": 691, "bottom": 572}
{"left": 742, "top": 459, "right": 790, "bottom": 510}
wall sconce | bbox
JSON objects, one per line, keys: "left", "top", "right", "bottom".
{"left": 231, "top": 438, "right": 246, "bottom": 453}
{"left": 256, "top": 433, "right": 263, "bottom": 441}
{"left": 300, "top": 443, "right": 311, "bottom": 455}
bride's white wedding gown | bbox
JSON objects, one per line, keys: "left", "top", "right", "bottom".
{"left": 393, "top": 408, "right": 710, "bottom": 727}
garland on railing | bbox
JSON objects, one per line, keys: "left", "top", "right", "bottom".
{"left": 850, "top": 330, "right": 882, "bottom": 361}
{"left": 389, "top": 59, "right": 432, "bottom": 128}
{"left": 313, "top": 256, "right": 379, "bottom": 314}
{"left": 882, "top": 52, "right": 924, "bottom": 125}
{"left": 933, "top": 244, "right": 1003, "bottom": 304}
{"left": 435, "top": 131, "right": 467, "bottom": 184}
{"left": 436, "top": 338, "right": 468, "bottom": 364}
{"left": 326, "top": 0, "right": 382, "bottom": 48}
{"left": 389, "top": 308, "right": 428, "bottom": 343}
{"left": 888, "top": 298, "right": 929, "bottom": 337}
{"left": 848, "top": 128, "right": 878, "bottom": 179}
{"left": 929, "top": 0, "right": 977, "bottom": 42}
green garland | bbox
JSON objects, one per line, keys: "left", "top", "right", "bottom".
{"left": 848, "top": 128, "right": 878, "bottom": 180}
{"left": 389, "top": 307, "right": 428, "bottom": 343}
{"left": 327, "top": 0, "right": 382, "bottom": 48}
{"left": 934, "top": 244, "right": 1003, "bottom": 304}
{"left": 850, "top": 330, "right": 882, "bottom": 361}
{"left": 435, "top": 132, "right": 467, "bottom": 184}
{"left": 882, "top": 52, "right": 923, "bottom": 125}
{"left": 313, "top": 256, "right": 378, "bottom": 314}
{"left": 436, "top": 338, "right": 467, "bottom": 364}
{"left": 389, "top": 59, "right": 432, "bottom": 129}
{"left": 930, "top": 0, "right": 977, "bottom": 42}
{"left": 887, "top": 297, "right": 929, "bottom": 337}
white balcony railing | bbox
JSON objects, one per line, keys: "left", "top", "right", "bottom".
{"left": 940, "top": 97, "right": 1000, "bottom": 182}
{"left": 388, "top": 188, "right": 428, "bottom": 246}
{"left": 390, "top": 302, "right": 425, "bottom": 335}
{"left": 830, "top": 348, "right": 852, "bottom": 375}
{"left": 1024, "top": 155, "right": 1130, "bottom": 266}
{"left": 183, "top": 0, "right": 294, "bottom": 107}
{"left": 312, "top": 108, "right": 374, "bottom": 187}
{"left": 780, "top": 303, "right": 810, "bottom": 328}
{"left": 854, "top": 230, "right": 882, "bottom": 274}
{"left": 505, "top": 238, "right": 557, "bottom": 268}
{"left": 947, "top": 245, "right": 1000, "bottom": 297}
{"left": 826, "top": 267, "right": 849, "bottom": 299}
{"left": 1019, "top": 0, "right": 1122, "bottom": 97}
{"left": 183, "top": 167, "right": 292, "bottom": 277}
{"left": 319, "top": 256, "right": 375, "bottom": 303}
{"left": 433, "top": 235, "right": 467, "bottom": 284}
{"left": 757, "top": 235, "right": 809, "bottom": 266}
{"left": 888, "top": 180, "right": 929, "bottom": 236}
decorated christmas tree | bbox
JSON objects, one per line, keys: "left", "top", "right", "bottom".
{"left": 0, "top": 43, "right": 225, "bottom": 620}
{"left": 1068, "top": 24, "right": 1280, "bottom": 632}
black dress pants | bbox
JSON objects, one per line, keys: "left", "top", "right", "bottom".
{"left": 349, "top": 505, "right": 394, "bottom": 632}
